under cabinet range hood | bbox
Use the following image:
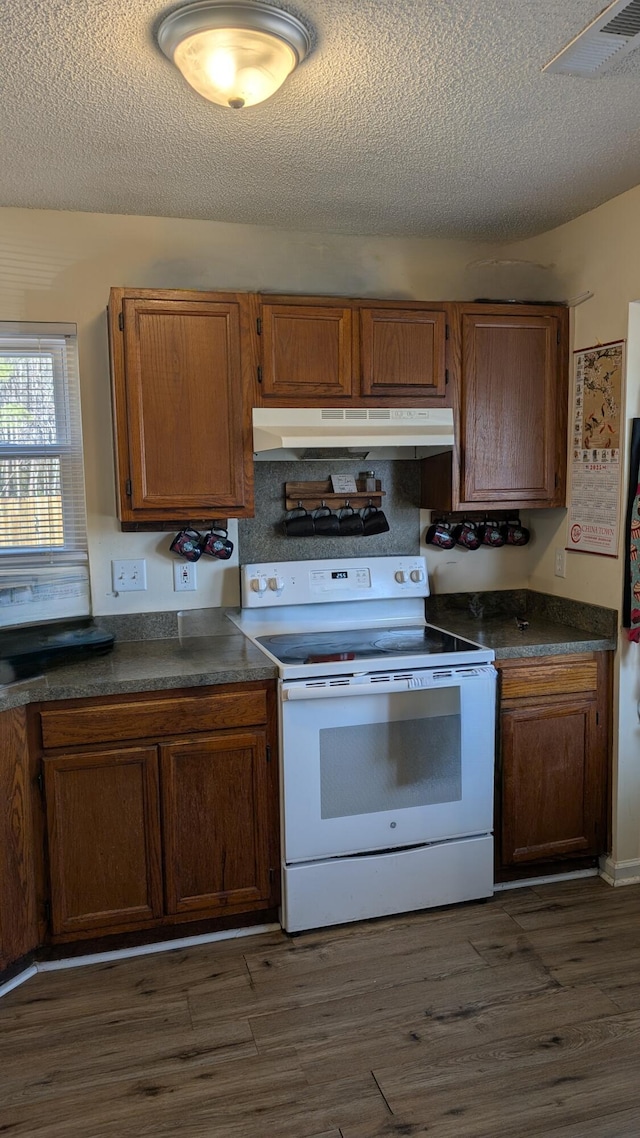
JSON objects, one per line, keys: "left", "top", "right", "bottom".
{"left": 252, "top": 407, "right": 454, "bottom": 460}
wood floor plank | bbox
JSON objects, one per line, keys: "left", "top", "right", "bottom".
{"left": 361, "top": 1009, "right": 640, "bottom": 1138}
{"left": 294, "top": 982, "right": 618, "bottom": 1085}
{"left": 246, "top": 958, "right": 559, "bottom": 1053}
{"left": 0, "top": 1012, "right": 257, "bottom": 1108}
{"left": 244, "top": 905, "right": 518, "bottom": 982}
{"left": 503, "top": 879, "right": 640, "bottom": 931}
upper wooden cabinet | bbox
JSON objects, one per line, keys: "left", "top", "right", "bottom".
{"left": 108, "top": 288, "right": 256, "bottom": 526}
{"left": 255, "top": 296, "right": 450, "bottom": 407}
{"left": 421, "top": 303, "right": 568, "bottom": 510}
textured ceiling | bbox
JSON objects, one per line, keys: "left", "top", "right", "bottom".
{"left": 2, "top": 0, "right": 640, "bottom": 239}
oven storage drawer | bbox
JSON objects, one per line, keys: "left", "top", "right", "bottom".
{"left": 280, "top": 665, "right": 496, "bottom": 863}
{"left": 283, "top": 835, "right": 494, "bottom": 932}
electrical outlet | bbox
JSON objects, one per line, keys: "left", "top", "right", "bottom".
{"left": 554, "top": 548, "right": 567, "bottom": 578}
{"left": 173, "top": 561, "right": 197, "bottom": 591}
{"left": 111, "top": 559, "right": 147, "bottom": 592}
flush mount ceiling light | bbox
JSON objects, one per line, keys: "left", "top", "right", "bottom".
{"left": 157, "top": 0, "right": 312, "bottom": 109}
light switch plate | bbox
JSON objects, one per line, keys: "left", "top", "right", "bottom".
{"left": 111, "top": 559, "right": 147, "bottom": 592}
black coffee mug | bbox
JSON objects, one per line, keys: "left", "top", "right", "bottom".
{"left": 480, "top": 519, "right": 505, "bottom": 548}
{"left": 202, "top": 527, "right": 234, "bottom": 559}
{"left": 425, "top": 520, "right": 456, "bottom": 549}
{"left": 453, "top": 519, "right": 481, "bottom": 550}
{"left": 339, "top": 503, "right": 364, "bottom": 535}
{"left": 283, "top": 505, "right": 315, "bottom": 537}
{"left": 170, "top": 529, "right": 203, "bottom": 561}
{"left": 503, "top": 519, "right": 530, "bottom": 546}
{"left": 313, "top": 502, "right": 339, "bottom": 536}
{"left": 362, "top": 504, "right": 390, "bottom": 535}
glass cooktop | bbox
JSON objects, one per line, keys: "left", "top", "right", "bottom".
{"left": 256, "top": 625, "right": 481, "bottom": 666}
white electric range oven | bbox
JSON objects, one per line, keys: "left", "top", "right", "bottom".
{"left": 234, "top": 556, "right": 496, "bottom": 932}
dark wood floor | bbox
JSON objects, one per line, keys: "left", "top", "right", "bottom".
{"left": 2, "top": 877, "right": 640, "bottom": 1136}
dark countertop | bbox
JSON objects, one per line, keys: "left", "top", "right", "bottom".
{"left": 0, "top": 626, "right": 277, "bottom": 712}
{"left": 426, "top": 589, "right": 617, "bottom": 660}
{"left": 0, "top": 590, "right": 617, "bottom": 712}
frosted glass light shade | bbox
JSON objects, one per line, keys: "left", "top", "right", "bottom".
{"left": 158, "top": 1, "right": 311, "bottom": 109}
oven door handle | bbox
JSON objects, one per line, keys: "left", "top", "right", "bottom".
{"left": 283, "top": 678, "right": 415, "bottom": 700}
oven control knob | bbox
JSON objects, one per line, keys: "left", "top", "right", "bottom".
{"left": 268, "top": 576, "right": 285, "bottom": 594}
{"left": 250, "top": 576, "right": 268, "bottom": 594}
{"left": 410, "top": 569, "right": 425, "bottom": 583}
{"left": 395, "top": 570, "right": 409, "bottom": 583}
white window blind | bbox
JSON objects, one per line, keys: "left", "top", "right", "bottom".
{"left": 0, "top": 322, "right": 88, "bottom": 566}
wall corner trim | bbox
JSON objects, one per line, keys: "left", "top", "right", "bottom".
{"left": 599, "top": 855, "right": 640, "bottom": 886}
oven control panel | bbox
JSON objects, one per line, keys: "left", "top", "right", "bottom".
{"left": 241, "top": 557, "right": 429, "bottom": 607}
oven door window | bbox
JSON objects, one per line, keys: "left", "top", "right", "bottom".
{"left": 281, "top": 673, "right": 495, "bottom": 863}
{"left": 320, "top": 689, "right": 461, "bottom": 819}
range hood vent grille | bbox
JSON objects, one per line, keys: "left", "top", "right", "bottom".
{"left": 543, "top": 0, "right": 640, "bottom": 76}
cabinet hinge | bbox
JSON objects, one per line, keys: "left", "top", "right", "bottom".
{"left": 445, "top": 324, "right": 449, "bottom": 340}
{"left": 125, "top": 478, "right": 132, "bottom": 496}
{"left": 445, "top": 368, "right": 449, "bottom": 385}
{"left": 266, "top": 744, "right": 272, "bottom": 763}
{"left": 36, "top": 769, "right": 44, "bottom": 796}
{"left": 118, "top": 311, "right": 124, "bottom": 332}
{"left": 257, "top": 365, "right": 263, "bottom": 384}
{"left": 44, "top": 900, "right": 51, "bottom": 924}
{"left": 256, "top": 317, "right": 262, "bottom": 335}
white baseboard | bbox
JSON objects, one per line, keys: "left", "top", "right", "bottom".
{"left": 494, "top": 867, "right": 599, "bottom": 892}
{"left": 0, "top": 923, "right": 280, "bottom": 1001}
{"left": 599, "top": 855, "right": 640, "bottom": 886}
{"left": 0, "top": 963, "right": 37, "bottom": 1000}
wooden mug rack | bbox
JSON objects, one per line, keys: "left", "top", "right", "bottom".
{"left": 284, "top": 479, "right": 385, "bottom": 511}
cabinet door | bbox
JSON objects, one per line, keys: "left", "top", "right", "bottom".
{"left": 260, "top": 303, "right": 354, "bottom": 401}
{"left": 44, "top": 747, "right": 163, "bottom": 936}
{"left": 160, "top": 730, "right": 273, "bottom": 917}
{"left": 360, "top": 307, "right": 447, "bottom": 401}
{"left": 460, "top": 308, "right": 565, "bottom": 506}
{"left": 111, "top": 292, "right": 253, "bottom": 521}
{"left": 500, "top": 696, "right": 602, "bottom": 865}
{"left": 0, "top": 708, "right": 37, "bottom": 969}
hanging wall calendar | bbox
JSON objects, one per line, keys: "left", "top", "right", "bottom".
{"left": 567, "top": 339, "right": 625, "bottom": 558}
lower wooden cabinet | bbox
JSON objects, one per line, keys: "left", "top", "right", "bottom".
{"left": 0, "top": 706, "right": 38, "bottom": 970}
{"left": 496, "top": 654, "right": 610, "bottom": 877}
{"left": 32, "top": 682, "right": 279, "bottom": 942}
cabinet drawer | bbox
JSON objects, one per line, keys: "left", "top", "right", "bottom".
{"left": 40, "top": 689, "right": 268, "bottom": 749}
{"left": 499, "top": 659, "right": 598, "bottom": 700}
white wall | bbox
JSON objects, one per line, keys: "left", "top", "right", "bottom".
{"left": 499, "top": 183, "right": 640, "bottom": 873}
{"left": 0, "top": 206, "right": 506, "bottom": 615}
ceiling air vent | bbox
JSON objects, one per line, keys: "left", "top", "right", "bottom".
{"left": 543, "top": 0, "right": 640, "bottom": 76}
